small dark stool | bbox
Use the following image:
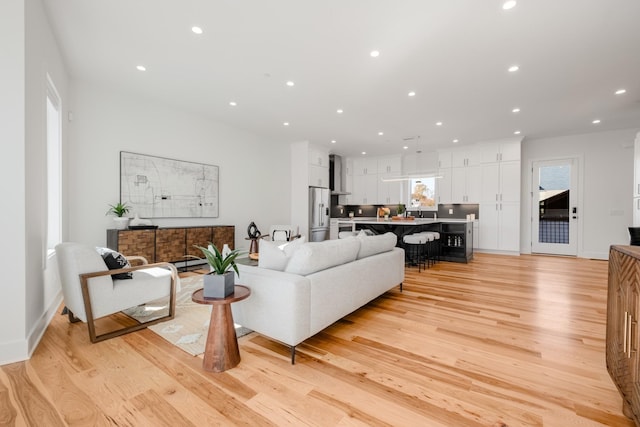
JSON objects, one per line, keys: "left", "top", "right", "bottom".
{"left": 629, "top": 227, "right": 640, "bottom": 246}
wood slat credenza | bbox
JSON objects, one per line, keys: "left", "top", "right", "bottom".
{"left": 107, "top": 225, "right": 235, "bottom": 265}
{"left": 607, "top": 244, "right": 640, "bottom": 424}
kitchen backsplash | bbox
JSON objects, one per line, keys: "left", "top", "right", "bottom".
{"left": 330, "top": 196, "right": 479, "bottom": 220}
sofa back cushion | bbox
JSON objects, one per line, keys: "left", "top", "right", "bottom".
{"left": 258, "top": 237, "right": 306, "bottom": 271}
{"left": 356, "top": 231, "right": 398, "bottom": 260}
{"left": 285, "top": 237, "right": 360, "bottom": 276}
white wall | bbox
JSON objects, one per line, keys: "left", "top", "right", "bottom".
{"left": 67, "top": 80, "right": 291, "bottom": 251}
{"left": 0, "top": 0, "right": 27, "bottom": 364}
{"left": 521, "top": 128, "right": 638, "bottom": 259}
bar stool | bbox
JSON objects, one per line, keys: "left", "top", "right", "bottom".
{"left": 403, "top": 233, "right": 427, "bottom": 272}
{"left": 417, "top": 232, "right": 437, "bottom": 268}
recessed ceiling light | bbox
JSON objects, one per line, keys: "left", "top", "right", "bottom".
{"left": 191, "top": 26, "right": 203, "bottom": 35}
{"left": 403, "top": 146, "right": 409, "bottom": 150}
{"left": 378, "top": 131, "right": 384, "bottom": 136}
{"left": 508, "top": 65, "right": 519, "bottom": 72}
{"left": 286, "top": 81, "right": 295, "bottom": 87}
{"left": 337, "top": 109, "right": 344, "bottom": 114}
{"left": 453, "top": 139, "right": 459, "bottom": 143}
{"left": 370, "top": 50, "right": 380, "bottom": 58}
{"left": 503, "top": 1, "right": 517, "bottom": 10}
{"left": 362, "top": 151, "right": 367, "bottom": 155}
{"left": 615, "top": 89, "right": 627, "bottom": 95}
{"left": 283, "top": 122, "right": 290, "bottom": 126}
{"left": 331, "top": 140, "right": 337, "bottom": 144}
{"left": 408, "top": 91, "right": 416, "bottom": 97}
{"left": 229, "top": 101, "right": 237, "bottom": 107}
{"left": 514, "top": 130, "right": 521, "bottom": 135}
{"left": 436, "top": 121, "right": 443, "bottom": 126}
{"left": 512, "top": 108, "right": 520, "bottom": 113}
{"left": 136, "top": 65, "right": 146, "bottom": 71}
{"left": 592, "top": 119, "right": 601, "bottom": 124}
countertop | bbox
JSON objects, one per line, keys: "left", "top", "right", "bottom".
{"left": 335, "top": 217, "right": 474, "bottom": 225}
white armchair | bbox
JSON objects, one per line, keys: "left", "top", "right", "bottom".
{"left": 55, "top": 242, "right": 179, "bottom": 343}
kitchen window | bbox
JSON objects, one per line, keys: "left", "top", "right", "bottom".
{"left": 409, "top": 177, "right": 436, "bottom": 210}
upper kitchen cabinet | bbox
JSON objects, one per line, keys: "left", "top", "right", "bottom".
{"left": 309, "top": 145, "right": 329, "bottom": 167}
{"left": 480, "top": 139, "right": 522, "bottom": 163}
{"left": 352, "top": 157, "right": 378, "bottom": 175}
{"left": 438, "top": 150, "right": 453, "bottom": 169}
{"left": 451, "top": 145, "right": 481, "bottom": 167}
{"left": 308, "top": 143, "right": 329, "bottom": 187}
{"left": 377, "top": 155, "right": 402, "bottom": 174}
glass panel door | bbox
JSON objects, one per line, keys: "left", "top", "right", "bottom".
{"left": 531, "top": 158, "right": 578, "bottom": 256}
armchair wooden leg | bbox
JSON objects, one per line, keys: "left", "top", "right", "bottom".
{"left": 291, "top": 346, "right": 296, "bottom": 365}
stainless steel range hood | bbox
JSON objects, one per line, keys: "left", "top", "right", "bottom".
{"left": 329, "top": 154, "right": 350, "bottom": 195}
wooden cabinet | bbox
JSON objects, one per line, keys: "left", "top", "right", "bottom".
{"left": 156, "top": 228, "right": 186, "bottom": 262}
{"left": 607, "top": 245, "right": 640, "bottom": 424}
{"left": 107, "top": 226, "right": 235, "bottom": 264}
{"left": 111, "top": 229, "right": 155, "bottom": 263}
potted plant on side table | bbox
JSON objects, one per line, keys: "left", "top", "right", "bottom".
{"left": 195, "top": 243, "right": 241, "bottom": 298}
{"left": 106, "top": 202, "right": 131, "bottom": 230}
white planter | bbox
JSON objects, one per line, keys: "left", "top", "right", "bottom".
{"left": 203, "top": 271, "right": 235, "bottom": 298}
{"left": 113, "top": 217, "right": 130, "bottom": 230}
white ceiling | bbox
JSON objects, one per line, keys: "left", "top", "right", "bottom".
{"left": 42, "top": 0, "right": 640, "bottom": 157}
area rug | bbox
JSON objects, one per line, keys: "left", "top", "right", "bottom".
{"left": 123, "top": 275, "right": 252, "bottom": 356}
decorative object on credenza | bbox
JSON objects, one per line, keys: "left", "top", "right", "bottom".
{"left": 129, "top": 213, "right": 153, "bottom": 227}
{"left": 245, "top": 221, "right": 267, "bottom": 260}
{"left": 194, "top": 243, "right": 240, "bottom": 298}
{"left": 106, "top": 202, "right": 131, "bottom": 230}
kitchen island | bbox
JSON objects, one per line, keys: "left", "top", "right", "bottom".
{"left": 336, "top": 217, "right": 473, "bottom": 262}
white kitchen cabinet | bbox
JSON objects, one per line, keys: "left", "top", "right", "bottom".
{"left": 377, "top": 155, "right": 402, "bottom": 174}
{"left": 309, "top": 145, "right": 329, "bottom": 167}
{"left": 479, "top": 202, "right": 519, "bottom": 252}
{"left": 378, "top": 176, "right": 404, "bottom": 205}
{"left": 352, "top": 157, "right": 377, "bottom": 175}
{"left": 451, "top": 146, "right": 481, "bottom": 167}
{"left": 451, "top": 165, "right": 482, "bottom": 203}
{"left": 478, "top": 138, "right": 521, "bottom": 252}
{"left": 480, "top": 140, "right": 521, "bottom": 163}
{"left": 309, "top": 164, "right": 329, "bottom": 188}
{"left": 437, "top": 167, "right": 453, "bottom": 204}
{"left": 351, "top": 174, "right": 378, "bottom": 204}
{"left": 438, "top": 150, "right": 453, "bottom": 169}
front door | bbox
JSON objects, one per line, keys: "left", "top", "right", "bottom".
{"left": 531, "top": 158, "right": 578, "bottom": 256}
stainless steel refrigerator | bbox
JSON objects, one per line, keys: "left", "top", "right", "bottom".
{"left": 309, "top": 187, "right": 330, "bottom": 242}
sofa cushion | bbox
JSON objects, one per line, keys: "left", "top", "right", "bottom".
{"left": 285, "top": 237, "right": 360, "bottom": 276}
{"left": 258, "top": 237, "right": 306, "bottom": 271}
{"left": 356, "top": 232, "right": 398, "bottom": 260}
{"left": 96, "top": 247, "right": 132, "bottom": 280}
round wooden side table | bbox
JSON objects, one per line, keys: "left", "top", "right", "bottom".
{"left": 191, "top": 285, "right": 251, "bottom": 372}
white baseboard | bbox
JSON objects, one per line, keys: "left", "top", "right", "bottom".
{"left": 26, "top": 291, "right": 63, "bottom": 358}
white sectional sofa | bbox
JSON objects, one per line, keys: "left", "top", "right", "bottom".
{"left": 231, "top": 232, "right": 404, "bottom": 363}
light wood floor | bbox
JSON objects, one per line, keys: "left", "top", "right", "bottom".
{"left": 0, "top": 253, "right": 633, "bottom": 426}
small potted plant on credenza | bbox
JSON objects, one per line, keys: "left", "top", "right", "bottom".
{"left": 106, "top": 202, "right": 131, "bottom": 230}
{"left": 194, "top": 243, "right": 241, "bottom": 298}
